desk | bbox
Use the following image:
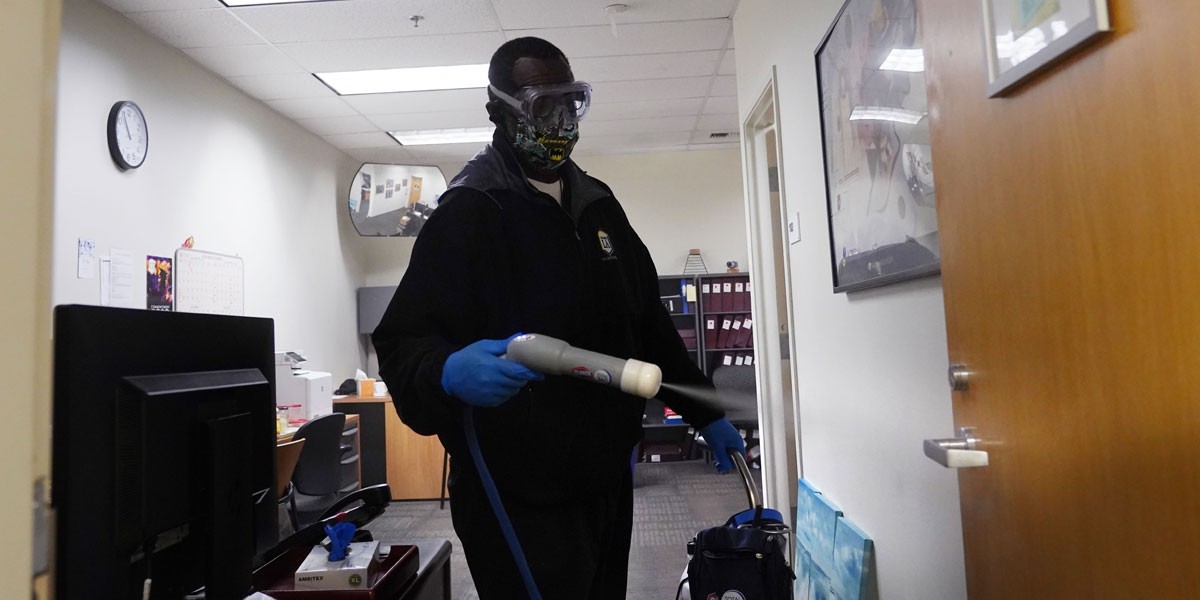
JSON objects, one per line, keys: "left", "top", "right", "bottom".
{"left": 395, "top": 539, "right": 452, "bottom": 600}
{"left": 334, "top": 395, "right": 446, "bottom": 501}
{"left": 277, "top": 413, "right": 360, "bottom": 443}
{"left": 253, "top": 538, "right": 451, "bottom": 599}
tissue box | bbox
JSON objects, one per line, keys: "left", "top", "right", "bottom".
{"left": 252, "top": 544, "right": 419, "bottom": 599}
{"left": 294, "top": 541, "right": 380, "bottom": 591}
{"left": 356, "top": 379, "right": 376, "bottom": 397}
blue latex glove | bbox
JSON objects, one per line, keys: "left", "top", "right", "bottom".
{"left": 441, "top": 334, "right": 544, "bottom": 407}
{"left": 324, "top": 522, "right": 356, "bottom": 561}
{"left": 700, "top": 419, "right": 746, "bottom": 473}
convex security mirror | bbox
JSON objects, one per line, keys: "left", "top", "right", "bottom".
{"left": 348, "top": 163, "right": 448, "bottom": 237}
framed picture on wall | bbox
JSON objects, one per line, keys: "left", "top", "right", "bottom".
{"left": 815, "top": 0, "right": 940, "bottom": 293}
{"left": 981, "top": 0, "right": 1112, "bottom": 97}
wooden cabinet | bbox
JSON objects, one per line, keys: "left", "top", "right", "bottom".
{"left": 335, "top": 395, "right": 446, "bottom": 501}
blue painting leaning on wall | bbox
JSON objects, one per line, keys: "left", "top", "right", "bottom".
{"left": 795, "top": 478, "right": 878, "bottom": 600}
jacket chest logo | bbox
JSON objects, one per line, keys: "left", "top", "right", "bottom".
{"left": 597, "top": 229, "right": 615, "bottom": 257}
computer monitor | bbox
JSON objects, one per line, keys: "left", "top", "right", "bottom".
{"left": 52, "top": 305, "right": 278, "bottom": 599}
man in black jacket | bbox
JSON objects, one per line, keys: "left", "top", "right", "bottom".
{"left": 372, "top": 37, "right": 746, "bottom": 599}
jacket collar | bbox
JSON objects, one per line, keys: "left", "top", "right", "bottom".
{"left": 445, "top": 128, "right": 610, "bottom": 223}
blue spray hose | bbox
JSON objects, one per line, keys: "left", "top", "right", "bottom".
{"left": 462, "top": 404, "right": 544, "bottom": 600}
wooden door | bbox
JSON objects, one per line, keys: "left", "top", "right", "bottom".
{"left": 921, "top": 0, "right": 1200, "bottom": 597}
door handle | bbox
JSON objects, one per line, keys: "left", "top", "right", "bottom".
{"left": 924, "top": 427, "right": 988, "bottom": 468}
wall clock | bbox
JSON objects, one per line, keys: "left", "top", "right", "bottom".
{"left": 107, "top": 100, "right": 148, "bottom": 170}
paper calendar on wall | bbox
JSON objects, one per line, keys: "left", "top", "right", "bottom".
{"left": 174, "top": 248, "right": 244, "bottom": 316}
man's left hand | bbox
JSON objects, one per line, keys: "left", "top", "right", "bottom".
{"left": 699, "top": 419, "right": 746, "bottom": 473}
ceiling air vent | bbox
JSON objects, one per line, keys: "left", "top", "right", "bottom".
{"left": 709, "top": 131, "right": 739, "bottom": 139}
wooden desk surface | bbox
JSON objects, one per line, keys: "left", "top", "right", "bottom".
{"left": 335, "top": 393, "right": 393, "bottom": 404}
{"left": 276, "top": 412, "right": 358, "bottom": 443}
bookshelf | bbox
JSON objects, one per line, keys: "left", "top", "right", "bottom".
{"left": 697, "top": 272, "right": 754, "bottom": 377}
{"left": 657, "top": 273, "right": 755, "bottom": 376}
{"left": 657, "top": 275, "right": 701, "bottom": 367}
{"left": 645, "top": 272, "right": 755, "bottom": 464}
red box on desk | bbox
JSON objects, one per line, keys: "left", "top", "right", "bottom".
{"left": 253, "top": 545, "right": 419, "bottom": 599}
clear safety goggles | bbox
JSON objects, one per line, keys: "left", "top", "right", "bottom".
{"left": 489, "top": 81, "right": 593, "bottom": 128}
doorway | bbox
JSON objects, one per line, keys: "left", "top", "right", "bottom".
{"left": 741, "top": 68, "right": 801, "bottom": 516}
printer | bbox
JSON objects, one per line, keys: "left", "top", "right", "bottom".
{"left": 275, "top": 351, "right": 333, "bottom": 423}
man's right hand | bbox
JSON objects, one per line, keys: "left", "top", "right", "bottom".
{"left": 441, "top": 335, "right": 544, "bottom": 407}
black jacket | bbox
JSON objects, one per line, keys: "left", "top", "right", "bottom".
{"left": 372, "top": 131, "right": 723, "bottom": 504}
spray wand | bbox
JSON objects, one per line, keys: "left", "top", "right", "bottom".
{"left": 504, "top": 333, "right": 663, "bottom": 399}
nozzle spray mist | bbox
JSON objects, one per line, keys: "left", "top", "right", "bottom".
{"left": 505, "top": 333, "right": 662, "bottom": 398}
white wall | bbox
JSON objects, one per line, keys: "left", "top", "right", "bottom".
{"left": 53, "top": 0, "right": 366, "bottom": 380}
{"left": 576, "top": 149, "right": 747, "bottom": 275}
{"left": 734, "top": 1, "right": 967, "bottom": 599}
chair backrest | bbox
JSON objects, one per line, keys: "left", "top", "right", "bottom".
{"left": 273, "top": 438, "right": 307, "bottom": 498}
{"left": 290, "top": 413, "right": 346, "bottom": 496}
{"left": 711, "top": 365, "right": 758, "bottom": 425}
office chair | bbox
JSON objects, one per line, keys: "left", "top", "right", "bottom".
{"left": 273, "top": 438, "right": 306, "bottom": 533}
{"left": 288, "top": 413, "right": 346, "bottom": 528}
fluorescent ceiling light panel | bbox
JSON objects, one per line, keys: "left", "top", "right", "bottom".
{"left": 389, "top": 127, "right": 493, "bottom": 146}
{"left": 848, "top": 106, "right": 926, "bottom": 125}
{"left": 220, "top": 0, "right": 343, "bottom": 6}
{"left": 879, "top": 48, "right": 925, "bottom": 72}
{"left": 316, "top": 64, "right": 489, "bottom": 96}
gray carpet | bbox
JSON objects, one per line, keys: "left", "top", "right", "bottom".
{"left": 365, "top": 459, "right": 759, "bottom": 599}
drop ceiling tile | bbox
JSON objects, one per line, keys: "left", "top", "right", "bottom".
{"left": 571, "top": 51, "right": 721, "bottom": 83}
{"left": 232, "top": 0, "right": 500, "bottom": 44}
{"left": 688, "top": 142, "right": 741, "bottom": 151}
{"left": 226, "top": 72, "right": 334, "bottom": 100}
{"left": 508, "top": 20, "right": 730, "bottom": 58}
{"left": 493, "top": 0, "right": 736, "bottom": 29}
{"left": 588, "top": 98, "right": 705, "bottom": 121}
{"left": 590, "top": 77, "right": 713, "bottom": 103}
{"left": 125, "top": 9, "right": 263, "bottom": 48}
{"left": 710, "top": 75, "right": 738, "bottom": 97}
{"left": 690, "top": 130, "right": 741, "bottom": 145}
{"left": 367, "top": 111, "right": 492, "bottom": 132}
{"left": 342, "top": 88, "right": 489, "bottom": 116}
{"left": 696, "top": 113, "right": 739, "bottom": 132}
{"left": 718, "top": 50, "right": 736, "bottom": 75}
{"left": 183, "top": 44, "right": 304, "bottom": 77}
{"left": 703, "top": 96, "right": 738, "bottom": 115}
{"left": 100, "top": 0, "right": 219, "bottom": 12}
{"left": 279, "top": 32, "right": 505, "bottom": 72}
{"left": 727, "top": 29, "right": 736, "bottom": 49}
{"left": 297, "top": 115, "right": 378, "bottom": 136}
{"left": 265, "top": 97, "right": 360, "bottom": 120}
{"left": 323, "top": 132, "right": 398, "bottom": 150}
{"left": 584, "top": 116, "right": 697, "bottom": 136}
